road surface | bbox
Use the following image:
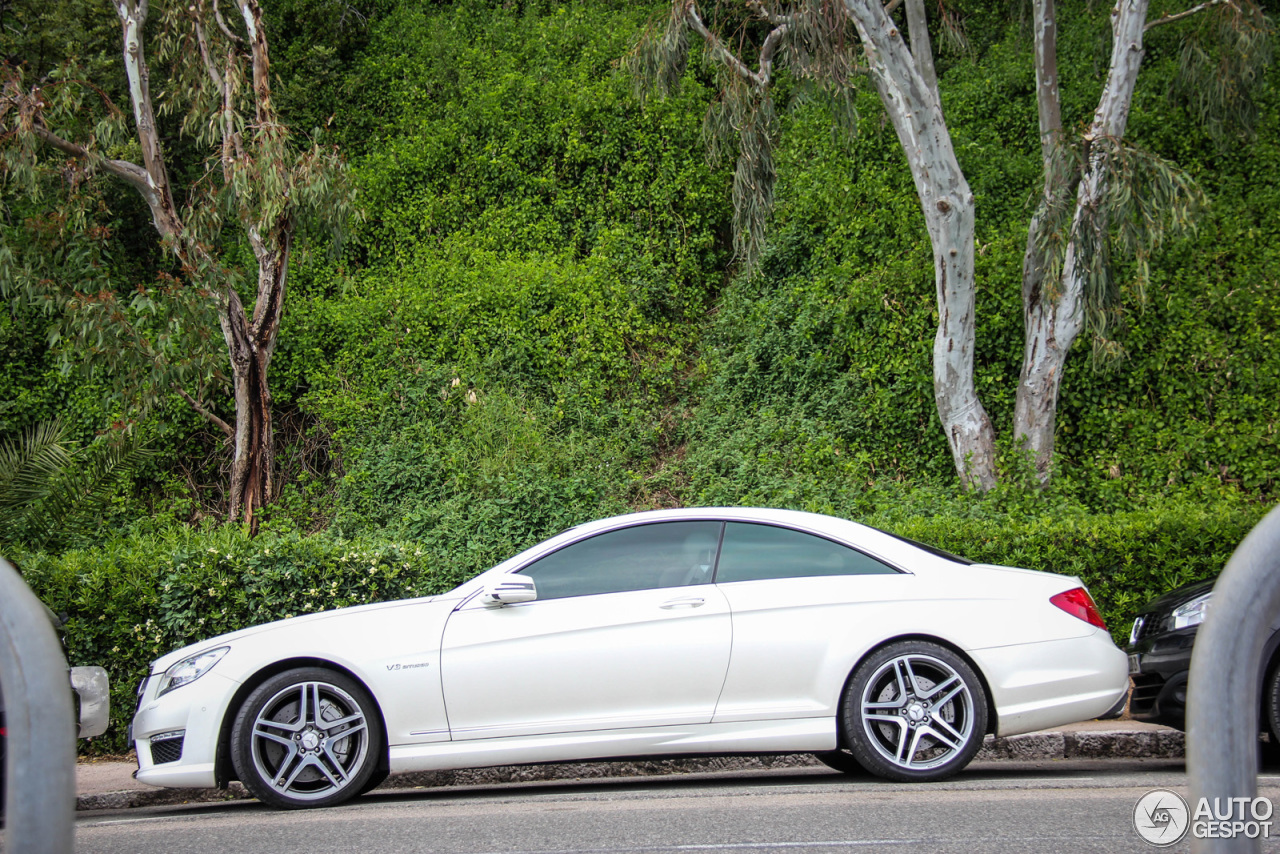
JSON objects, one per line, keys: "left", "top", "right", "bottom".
{"left": 67, "top": 759, "right": 1280, "bottom": 853}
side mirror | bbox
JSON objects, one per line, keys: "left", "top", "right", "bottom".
{"left": 481, "top": 576, "right": 537, "bottom": 607}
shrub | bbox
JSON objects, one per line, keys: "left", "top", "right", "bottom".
{"left": 14, "top": 528, "right": 457, "bottom": 753}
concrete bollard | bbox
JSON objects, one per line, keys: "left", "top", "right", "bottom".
{"left": 1187, "top": 504, "right": 1280, "bottom": 854}
{"left": 0, "top": 556, "right": 75, "bottom": 853}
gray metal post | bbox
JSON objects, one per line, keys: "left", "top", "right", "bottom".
{"left": 1188, "top": 504, "right": 1280, "bottom": 853}
{"left": 0, "top": 556, "right": 76, "bottom": 853}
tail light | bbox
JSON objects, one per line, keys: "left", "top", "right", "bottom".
{"left": 1050, "top": 587, "right": 1107, "bottom": 630}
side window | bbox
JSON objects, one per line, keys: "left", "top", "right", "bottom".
{"left": 715, "top": 522, "right": 899, "bottom": 583}
{"left": 518, "top": 521, "right": 723, "bottom": 601}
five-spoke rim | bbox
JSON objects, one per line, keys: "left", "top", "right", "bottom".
{"left": 250, "top": 681, "right": 369, "bottom": 801}
{"left": 859, "top": 653, "right": 974, "bottom": 771}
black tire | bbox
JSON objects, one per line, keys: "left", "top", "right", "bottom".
{"left": 231, "top": 667, "right": 383, "bottom": 809}
{"left": 1264, "top": 661, "right": 1280, "bottom": 757}
{"left": 841, "top": 640, "right": 987, "bottom": 783}
{"left": 358, "top": 766, "right": 391, "bottom": 795}
{"left": 813, "top": 749, "right": 867, "bottom": 775}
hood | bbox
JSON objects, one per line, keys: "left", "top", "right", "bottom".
{"left": 150, "top": 593, "right": 446, "bottom": 673}
{"left": 1136, "top": 578, "right": 1216, "bottom": 618}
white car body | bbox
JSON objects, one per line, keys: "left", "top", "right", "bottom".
{"left": 131, "top": 508, "right": 1128, "bottom": 796}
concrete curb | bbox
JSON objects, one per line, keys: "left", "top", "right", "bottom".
{"left": 75, "top": 729, "right": 1186, "bottom": 811}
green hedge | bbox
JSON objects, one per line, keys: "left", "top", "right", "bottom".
{"left": 12, "top": 495, "right": 1268, "bottom": 754}
{"left": 13, "top": 529, "right": 471, "bottom": 754}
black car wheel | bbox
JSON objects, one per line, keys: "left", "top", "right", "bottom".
{"left": 231, "top": 667, "right": 382, "bottom": 809}
{"left": 841, "top": 641, "right": 987, "bottom": 782}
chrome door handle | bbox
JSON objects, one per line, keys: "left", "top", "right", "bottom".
{"left": 660, "top": 597, "right": 706, "bottom": 610}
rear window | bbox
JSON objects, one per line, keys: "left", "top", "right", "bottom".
{"left": 865, "top": 525, "right": 974, "bottom": 565}
{"left": 716, "top": 522, "right": 900, "bottom": 583}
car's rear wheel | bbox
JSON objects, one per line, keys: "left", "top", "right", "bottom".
{"left": 841, "top": 641, "right": 987, "bottom": 782}
{"left": 231, "top": 667, "right": 382, "bottom": 809}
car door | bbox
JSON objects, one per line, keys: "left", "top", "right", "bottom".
{"left": 440, "top": 520, "right": 732, "bottom": 740}
{"left": 710, "top": 521, "right": 915, "bottom": 723}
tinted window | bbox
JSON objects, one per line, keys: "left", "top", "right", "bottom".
{"left": 519, "top": 521, "right": 723, "bottom": 600}
{"left": 863, "top": 524, "right": 974, "bottom": 565}
{"left": 715, "top": 522, "right": 898, "bottom": 583}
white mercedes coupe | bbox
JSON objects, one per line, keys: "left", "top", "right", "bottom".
{"left": 130, "top": 507, "right": 1128, "bottom": 808}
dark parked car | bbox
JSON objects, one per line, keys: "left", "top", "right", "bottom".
{"left": 1127, "top": 578, "right": 1280, "bottom": 741}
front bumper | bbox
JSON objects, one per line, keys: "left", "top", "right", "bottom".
{"left": 131, "top": 671, "right": 241, "bottom": 789}
{"left": 1126, "top": 625, "right": 1195, "bottom": 730}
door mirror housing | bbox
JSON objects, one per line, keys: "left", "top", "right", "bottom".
{"left": 481, "top": 576, "right": 537, "bottom": 606}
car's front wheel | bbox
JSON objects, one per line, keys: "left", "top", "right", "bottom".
{"left": 231, "top": 667, "right": 383, "bottom": 809}
{"left": 841, "top": 641, "right": 987, "bottom": 782}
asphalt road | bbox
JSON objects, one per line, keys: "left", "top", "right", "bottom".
{"left": 65, "top": 760, "right": 1280, "bottom": 854}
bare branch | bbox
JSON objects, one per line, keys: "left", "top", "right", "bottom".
{"left": 1145, "top": 0, "right": 1232, "bottom": 31}
{"left": 175, "top": 386, "right": 234, "bottom": 438}
{"left": 237, "top": 0, "right": 277, "bottom": 126}
{"left": 747, "top": 0, "right": 792, "bottom": 25}
{"left": 758, "top": 20, "right": 790, "bottom": 79}
{"left": 684, "top": 2, "right": 761, "bottom": 86}
{"left": 904, "top": 0, "right": 938, "bottom": 95}
{"left": 28, "top": 124, "right": 154, "bottom": 196}
{"left": 1032, "top": 0, "right": 1062, "bottom": 166}
{"left": 224, "top": 47, "right": 245, "bottom": 163}
{"left": 213, "top": 0, "right": 243, "bottom": 42}
{"left": 683, "top": 1, "right": 787, "bottom": 89}
{"left": 114, "top": 0, "right": 182, "bottom": 239}
{"left": 192, "top": 6, "right": 227, "bottom": 93}
{"left": 884, "top": 0, "right": 904, "bottom": 14}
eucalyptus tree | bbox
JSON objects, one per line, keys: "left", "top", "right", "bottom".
{"left": 633, "top": 0, "right": 1268, "bottom": 488}
{"left": 0, "top": 0, "right": 354, "bottom": 531}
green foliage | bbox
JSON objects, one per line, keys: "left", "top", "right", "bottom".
{"left": 1034, "top": 138, "right": 1206, "bottom": 363}
{"left": 862, "top": 493, "right": 1267, "bottom": 644}
{"left": 322, "top": 373, "right": 634, "bottom": 552}
{"left": 677, "top": 8, "right": 1280, "bottom": 505}
{"left": 1174, "top": 0, "right": 1274, "bottom": 147}
{"left": 0, "top": 420, "right": 148, "bottom": 550}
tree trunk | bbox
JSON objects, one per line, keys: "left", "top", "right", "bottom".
{"left": 227, "top": 343, "right": 272, "bottom": 536}
{"left": 844, "top": 0, "right": 997, "bottom": 490}
{"left": 222, "top": 237, "right": 289, "bottom": 534}
{"left": 1014, "top": 0, "right": 1148, "bottom": 481}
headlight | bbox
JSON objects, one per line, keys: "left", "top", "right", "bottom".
{"left": 1171, "top": 592, "right": 1212, "bottom": 631}
{"left": 156, "top": 646, "right": 230, "bottom": 697}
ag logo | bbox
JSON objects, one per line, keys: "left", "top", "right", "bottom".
{"left": 1134, "top": 789, "right": 1190, "bottom": 846}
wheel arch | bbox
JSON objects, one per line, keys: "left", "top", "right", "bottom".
{"left": 833, "top": 633, "right": 998, "bottom": 746}
{"left": 214, "top": 657, "right": 390, "bottom": 788}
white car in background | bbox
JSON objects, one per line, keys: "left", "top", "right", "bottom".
{"left": 130, "top": 507, "right": 1128, "bottom": 809}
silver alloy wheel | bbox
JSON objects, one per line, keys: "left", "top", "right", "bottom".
{"left": 859, "top": 652, "right": 975, "bottom": 771}
{"left": 250, "top": 681, "right": 370, "bottom": 802}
